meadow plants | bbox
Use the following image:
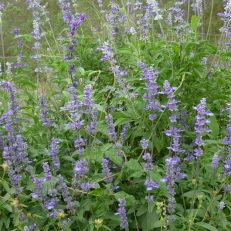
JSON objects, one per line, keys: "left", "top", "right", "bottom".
{"left": 0, "top": 0, "right": 231, "bottom": 230}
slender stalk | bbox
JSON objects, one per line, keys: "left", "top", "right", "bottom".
{"left": 0, "top": 12, "right": 6, "bottom": 71}
{"left": 206, "top": 0, "right": 214, "bottom": 41}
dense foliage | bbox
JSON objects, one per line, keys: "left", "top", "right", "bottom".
{"left": 0, "top": 0, "right": 231, "bottom": 230}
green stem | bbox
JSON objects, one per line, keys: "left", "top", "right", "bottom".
{"left": 0, "top": 12, "right": 6, "bottom": 71}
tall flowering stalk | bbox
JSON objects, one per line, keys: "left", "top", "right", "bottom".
{"left": 82, "top": 85, "right": 98, "bottom": 135}
{"left": 26, "top": 0, "right": 47, "bottom": 60}
{"left": 3, "top": 135, "right": 32, "bottom": 193}
{"left": 102, "top": 157, "right": 113, "bottom": 183}
{"left": 193, "top": 98, "right": 213, "bottom": 159}
{"left": 218, "top": 0, "right": 231, "bottom": 49}
{"left": 49, "top": 138, "right": 61, "bottom": 171}
{"left": 120, "top": 123, "right": 130, "bottom": 144}
{"left": 191, "top": 0, "right": 203, "bottom": 16}
{"left": 161, "top": 156, "right": 186, "bottom": 223}
{"left": 138, "top": 0, "right": 163, "bottom": 40}
{"left": 31, "top": 163, "right": 62, "bottom": 218}
{"left": 58, "top": 0, "right": 85, "bottom": 82}
{"left": 223, "top": 103, "right": 231, "bottom": 176}
{"left": 0, "top": 81, "right": 18, "bottom": 136}
{"left": 72, "top": 158, "right": 95, "bottom": 192}
{"left": 105, "top": 114, "right": 117, "bottom": 142}
{"left": 72, "top": 159, "right": 88, "bottom": 187}
{"left": 56, "top": 175, "right": 74, "bottom": 211}
{"left": 10, "top": 27, "right": 26, "bottom": 68}
{"left": 105, "top": 1, "right": 126, "bottom": 39}
{"left": 161, "top": 80, "right": 184, "bottom": 155}
{"left": 38, "top": 96, "right": 52, "bottom": 127}
{"left": 64, "top": 86, "right": 83, "bottom": 130}
{"left": 137, "top": 61, "right": 162, "bottom": 121}
{"left": 160, "top": 80, "right": 186, "bottom": 224}
{"left": 115, "top": 198, "right": 128, "bottom": 229}
{"left": 0, "top": 82, "right": 32, "bottom": 193}
{"left": 140, "top": 138, "right": 159, "bottom": 203}
{"left": 166, "top": 0, "right": 188, "bottom": 40}
{"left": 97, "top": 42, "right": 128, "bottom": 82}
{"left": 74, "top": 137, "right": 85, "bottom": 155}
{"left": 97, "top": 42, "right": 135, "bottom": 101}
{"left": 85, "top": 108, "right": 98, "bottom": 135}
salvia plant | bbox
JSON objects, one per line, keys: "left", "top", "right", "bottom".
{"left": 0, "top": 0, "right": 231, "bottom": 231}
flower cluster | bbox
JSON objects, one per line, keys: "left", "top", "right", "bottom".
{"left": 49, "top": 138, "right": 61, "bottom": 171}
{"left": 167, "top": 0, "right": 188, "bottom": 40}
{"left": 218, "top": 0, "right": 231, "bottom": 49}
{"left": 3, "top": 135, "right": 32, "bottom": 193}
{"left": 161, "top": 156, "right": 186, "bottom": 222}
{"left": 56, "top": 175, "right": 74, "bottom": 211}
{"left": 74, "top": 137, "right": 85, "bottom": 155}
{"left": 73, "top": 159, "right": 89, "bottom": 186}
{"left": 193, "top": 98, "right": 213, "bottom": 159}
{"left": 0, "top": 82, "right": 32, "bottom": 193}
{"left": 105, "top": 114, "right": 117, "bottom": 142}
{"left": 102, "top": 157, "right": 113, "bottom": 183}
{"left": 191, "top": 0, "right": 203, "bottom": 16}
{"left": 223, "top": 102, "right": 231, "bottom": 176}
{"left": 38, "top": 96, "right": 52, "bottom": 127}
{"left": 120, "top": 123, "right": 130, "bottom": 144}
{"left": 140, "top": 138, "right": 159, "bottom": 202}
{"left": 105, "top": 1, "right": 126, "bottom": 38}
{"left": 64, "top": 86, "right": 83, "bottom": 130}
{"left": 58, "top": 0, "right": 85, "bottom": 77}
{"left": 31, "top": 163, "right": 70, "bottom": 218}
{"left": 26, "top": 0, "right": 47, "bottom": 60}
{"left": 82, "top": 85, "right": 98, "bottom": 134}
{"left": 10, "top": 27, "right": 26, "bottom": 68}
{"left": 138, "top": 61, "right": 161, "bottom": 120}
{"left": 115, "top": 198, "right": 128, "bottom": 229}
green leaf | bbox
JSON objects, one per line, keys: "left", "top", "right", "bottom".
{"left": 195, "top": 222, "right": 218, "bottom": 231}
{"left": 191, "top": 15, "right": 200, "bottom": 32}
{"left": 208, "top": 116, "right": 219, "bottom": 138}
{"left": 124, "top": 159, "right": 143, "bottom": 178}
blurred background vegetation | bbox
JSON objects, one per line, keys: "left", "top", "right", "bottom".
{"left": 0, "top": 0, "right": 224, "bottom": 51}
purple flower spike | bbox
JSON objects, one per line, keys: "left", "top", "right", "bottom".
{"left": 0, "top": 3, "right": 5, "bottom": 11}
{"left": 82, "top": 85, "right": 93, "bottom": 113}
{"left": 120, "top": 123, "right": 130, "bottom": 144}
{"left": 74, "top": 159, "right": 88, "bottom": 181}
{"left": 49, "top": 138, "right": 60, "bottom": 171}
{"left": 218, "top": 1, "right": 231, "bottom": 49}
{"left": 224, "top": 185, "right": 231, "bottom": 195}
{"left": 97, "top": 42, "right": 115, "bottom": 62}
{"left": 218, "top": 201, "right": 225, "bottom": 210}
{"left": 57, "top": 175, "right": 74, "bottom": 211}
{"left": 102, "top": 157, "right": 113, "bottom": 183}
{"left": 193, "top": 98, "right": 213, "bottom": 158}
{"left": 38, "top": 96, "right": 52, "bottom": 127}
{"left": 138, "top": 61, "right": 161, "bottom": 120}
{"left": 140, "top": 138, "right": 149, "bottom": 150}
{"left": 211, "top": 154, "right": 220, "bottom": 169}
{"left": 105, "top": 114, "right": 117, "bottom": 142}
{"left": 223, "top": 103, "right": 231, "bottom": 176}
{"left": 42, "top": 162, "right": 52, "bottom": 182}
{"left": 58, "top": 0, "right": 85, "bottom": 77}
{"left": 74, "top": 137, "right": 85, "bottom": 155}
{"left": 115, "top": 198, "right": 128, "bottom": 229}
{"left": 142, "top": 152, "right": 153, "bottom": 171}
{"left": 162, "top": 156, "right": 186, "bottom": 220}
{"left": 80, "top": 182, "right": 96, "bottom": 192}
{"left": 144, "top": 178, "right": 159, "bottom": 191}
{"left": 64, "top": 86, "right": 84, "bottom": 130}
